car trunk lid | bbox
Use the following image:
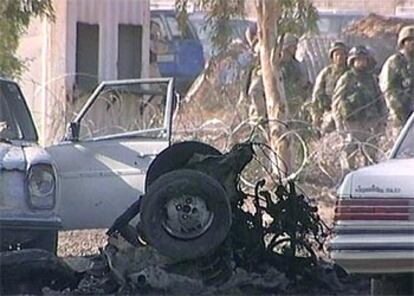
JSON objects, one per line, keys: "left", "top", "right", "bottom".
{"left": 350, "top": 159, "right": 414, "bottom": 199}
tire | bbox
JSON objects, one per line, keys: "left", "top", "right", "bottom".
{"left": 140, "top": 169, "right": 232, "bottom": 260}
{"left": 145, "top": 141, "right": 222, "bottom": 191}
{"left": 371, "top": 274, "right": 414, "bottom": 295}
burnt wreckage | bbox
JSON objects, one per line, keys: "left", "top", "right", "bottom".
{"left": 106, "top": 141, "right": 254, "bottom": 285}
{"left": 104, "top": 141, "right": 330, "bottom": 290}
{"left": 1, "top": 141, "right": 332, "bottom": 294}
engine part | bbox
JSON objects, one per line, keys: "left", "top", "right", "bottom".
{"left": 198, "top": 246, "right": 233, "bottom": 286}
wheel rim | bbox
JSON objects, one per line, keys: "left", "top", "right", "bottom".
{"left": 162, "top": 194, "right": 214, "bottom": 240}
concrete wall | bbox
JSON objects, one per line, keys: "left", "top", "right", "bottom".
{"left": 17, "top": 18, "right": 44, "bottom": 133}
{"left": 17, "top": 0, "right": 151, "bottom": 145}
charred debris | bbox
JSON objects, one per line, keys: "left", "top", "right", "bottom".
{"left": 1, "top": 141, "right": 341, "bottom": 295}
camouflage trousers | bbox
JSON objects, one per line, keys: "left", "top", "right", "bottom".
{"left": 311, "top": 111, "right": 335, "bottom": 136}
{"left": 248, "top": 76, "right": 308, "bottom": 122}
{"left": 248, "top": 75, "right": 268, "bottom": 121}
{"left": 385, "top": 110, "right": 413, "bottom": 141}
{"left": 340, "top": 119, "right": 386, "bottom": 171}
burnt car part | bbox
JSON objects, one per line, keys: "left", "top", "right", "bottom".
{"left": 107, "top": 141, "right": 223, "bottom": 239}
{"left": 107, "top": 141, "right": 254, "bottom": 286}
{"left": 0, "top": 249, "right": 81, "bottom": 294}
{"left": 145, "top": 141, "right": 222, "bottom": 190}
{"left": 1, "top": 228, "right": 58, "bottom": 253}
{"left": 141, "top": 169, "right": 232, "bottom": 260}
{"left": 110, "top": 141, "right": 253, "bottom": 252}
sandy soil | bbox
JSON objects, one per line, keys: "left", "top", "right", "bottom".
{"left": 58, "top": 229, "right": 107, "bottom": 257}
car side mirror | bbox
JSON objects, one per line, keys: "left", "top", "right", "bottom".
{"left": 65, "top": 122, "right": 80, "bottom": 141}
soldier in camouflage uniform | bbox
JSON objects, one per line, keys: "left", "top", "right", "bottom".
{"left": 246, "top": 25, "right": 269, "bottom": 121}
{"left": 332, "top": 46, "right": 387, "bottom": 170}
{"left": 379, "top": 25, "right": 414, "bottom": 134}
{"left": 280, "top": 33, "right": 312, "bottom": 120}
{"left": 311, "top": 41, "right": 348, "bottom": 132}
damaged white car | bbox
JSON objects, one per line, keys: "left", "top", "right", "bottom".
{"left": 331, "top": 113, "right": 414, "bottom": 294}
{"left": 0, "top": 77, "right": 174, "bottom": 252}
{"left": 1, "top": 79, "right": 59, "bottom": 252}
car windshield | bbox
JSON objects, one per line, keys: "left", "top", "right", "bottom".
{"left": 164, "top": 15, "right": 196, "bottom": 39}
{"left": 0, "top": 80, "right": 37, "bottom": 141}
{"left": 394, "top": 120, "right": 414, "bottom": 159}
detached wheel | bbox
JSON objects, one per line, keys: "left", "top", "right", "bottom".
{"left": 140, "top": 169, "right": 231, "bottom": 260}
{"left": 145, "top": 141, "right": 222, "bottom": 191}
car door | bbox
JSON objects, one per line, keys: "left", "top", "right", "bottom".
{"left": 46, "top": 78, "right": 174, "bottom": 230}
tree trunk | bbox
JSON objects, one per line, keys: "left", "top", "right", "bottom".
{"left": 256, "top": 0, "right": 291, "bottom": 176}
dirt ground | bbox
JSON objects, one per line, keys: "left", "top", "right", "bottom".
{"left": 56, "top": 201, "right": 370, "bottom": 295}
{"left": 58, "top": 229, "right": 107, "bottom": 257}
{"left": 56, "top": 231, "right": 370, "bottom": 295}
{"left": 345, "top": 13, "right": 414, "bottom": 38}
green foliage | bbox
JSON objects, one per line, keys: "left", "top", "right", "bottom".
{"left": 176, "top": 0, "right": 245, "bottom": 53}
{"left": 175, "top": 0, "right": 318, "bottom": 52}
{"left": 278, "top": 0, "right": 319, "bottom": 36}
{"left": 0, "top": 0, "right": 54, "bottom": 78}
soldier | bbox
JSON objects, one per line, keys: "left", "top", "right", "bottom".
{"left": 379, "top": 25, "right": 414, "bottom": 132}
{"left": 332, "top": 46, "right": 387, "bottom": 169}
{"left": 311, "top": 41, "right": 348, "bottom": 131}
{"left": 246, "top": 24, "right": 268, "bottom": 121}
{"left": 280, "top": 33, "right": 312, "bottom": 119}
{"left": 149, "top": 20, "right": 169, "bottom": 78}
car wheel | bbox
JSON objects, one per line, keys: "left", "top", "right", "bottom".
{"left": 140, "top": 169, "right": 232, "bottom": 260}
{"left": 145, "top": 141, "right": 222, "bottom": 191}
{"left": 371, "top": 274, "right": 414, "bottom": 295}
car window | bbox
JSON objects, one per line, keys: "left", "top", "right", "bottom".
{"left": 394, "top": 120, "right": 414, "bottom": 159}
{"left": 0, "top": 81, "right": 37, "bottom": 141}
{"left": 151, "top": 17, "right": 169, "bottom": 40}
{"left": 78, "top": 82, "right": 168, "bottom": 141}
{"left": 165, "top": 15, "right": 195, "bottom": 40}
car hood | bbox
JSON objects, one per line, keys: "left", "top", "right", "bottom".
{"left": 0, "top": 143, "right": 26, "bottom": 170}
{"left": 349, "top": 158, "right": 414, "bottom": 198}
{"left": 0, "top": 142, "right": 52, "bottom": 171}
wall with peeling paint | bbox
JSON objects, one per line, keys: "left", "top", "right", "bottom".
{"left": 17, "top": 0, "right": 150, "bottom": 145}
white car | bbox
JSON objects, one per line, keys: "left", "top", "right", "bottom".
{"left": 331, "top": 114, "right": 414, "bottom": 294}
{"left": 0, "top": 78, "right": 174, "bottom": 252}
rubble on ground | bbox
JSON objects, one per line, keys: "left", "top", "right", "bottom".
{"left": 344, "top": 13, "right": 414, "bottom": 39}
{"left": 1, "top": 141, "right": 371, "bottom": 295}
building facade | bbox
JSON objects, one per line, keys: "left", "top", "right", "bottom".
{"left": 18, "top": 0, "right": 150, "bottom": 145}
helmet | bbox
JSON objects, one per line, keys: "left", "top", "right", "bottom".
{"left": 347, "top": 45, "right": 369, "bottom": 66}
{"left": 398, "top": 25, "right": 414, "bottom": 48}
{"left": 329, "top": 41, "right": 347, "bottom": 59}
{"left": 282, "top": 33, "right": 299, "bottom": 49}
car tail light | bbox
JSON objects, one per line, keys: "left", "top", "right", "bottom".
{"left": 334, "top": 198, "right": 412, "bottom": 221}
